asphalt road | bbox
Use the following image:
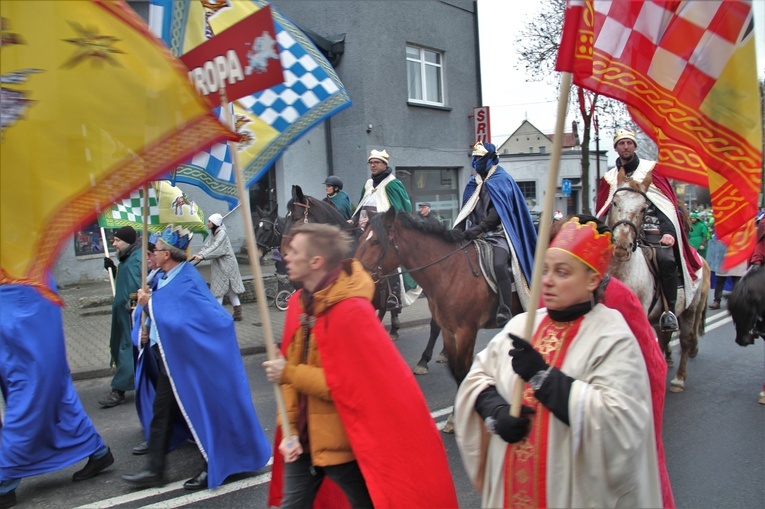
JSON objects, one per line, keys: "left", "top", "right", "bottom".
{"left": 8, "top": 310, "right": 764, "bottom": 508}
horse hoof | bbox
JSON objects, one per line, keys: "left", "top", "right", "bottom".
{"left": 689, "top": 346, "right": 699, "bottom": 359}
{"left": 669, "top": 379, "right": 685, "bottom": 393}
{"left": 389, "top": 331, "right": 399, "bottom": 341}
{"left": 441, "top": 421, "right": 454, "bottom": 434}
{"left": 666, "top": 358, "right": 674, "bottom": 367}
{"left": 413, "top": 365, "right": 429, "bottom": 375}
{"left": 436, "top": 352, "right": 448, "bottom": 363}
{"left": 759, "top": 391, "right": 765, "bottom": 405}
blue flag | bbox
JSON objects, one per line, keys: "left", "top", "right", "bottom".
{"left": 150, "top": 0, "right": 352, "bottom": 208}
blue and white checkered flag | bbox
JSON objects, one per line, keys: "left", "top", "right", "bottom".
{"left": 150, "top": 0, "right": 351, "bottom": 208}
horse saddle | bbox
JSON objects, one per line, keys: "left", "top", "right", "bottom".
{"left": 473, "top": 239, "right": 515, "bottom": 295}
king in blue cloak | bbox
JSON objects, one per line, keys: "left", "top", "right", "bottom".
{"left": 138, "top": 261, "right": 271, "bottom": 488}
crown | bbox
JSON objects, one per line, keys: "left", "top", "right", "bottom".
{"left": 549, "top": 217, "right": 613, "bottom": 276}
{"left": 613, "top": 129, "right": 637, "bottom": 147}
{"left": 158, "top": 224, "right": 192, "bottom": 252}
{"left": 368, "top": 149, "right": 389, "bottom": 164}
{"left": 471, "top": 141, "right": 488, "bottom": 157}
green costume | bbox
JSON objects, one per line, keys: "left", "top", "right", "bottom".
{"left": 688, "top": 215, "right": 710, "bottom": 259}
{"left": 355, "top": 173, "right": 412, "bottom": 215}
{"left": 109, "top": 243, "right": 141, "bottom": 391}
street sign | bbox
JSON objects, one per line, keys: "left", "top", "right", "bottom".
{"left": 180, "top": 6, "right": 283, "bottom": 108}
{"left": 473, "top": 106, "right": 491, "bottom": 144}
{"left": 562, "top": 179, "right": 571, "bottom": 196}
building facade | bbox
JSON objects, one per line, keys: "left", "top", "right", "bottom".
{"left": 54, "top": 0, "right": 482, "bottom": 286}
{"left": 497, "top": 120, "right": 608, "bottom": 217}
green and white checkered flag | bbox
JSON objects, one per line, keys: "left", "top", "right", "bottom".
{"left": 98, "top": 181, "right": 207, "bottom": 235}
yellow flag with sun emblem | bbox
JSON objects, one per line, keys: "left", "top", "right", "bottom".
{"left": 0, "top": 0, "right": 236, "bottom": 301}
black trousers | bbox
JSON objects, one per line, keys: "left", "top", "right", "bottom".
{"left": 281, "top": 453, "right": 372, "bottom": 509}
{"left": 145, "top": 345, "right": 181, "bottom": 474}
{"left": 656, "top": 245, "right": 678, "bottom": 310}
{"left": 713, "top": 274, "right": 740, "bottom": 302}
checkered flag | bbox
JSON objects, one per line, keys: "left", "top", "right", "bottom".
{"left": 151, "top": 0, "right": 352, "bottom": 208}
{"left": 98, "top": 181, "right": 207, "bottom": 235}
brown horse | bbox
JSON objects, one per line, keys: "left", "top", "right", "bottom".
{"left": 280, "top": 185, "right": 409, "bottom": 337}
{"left": 604, "top": 169, "right": 710, "bottom": 392}
{"left": 355, "top": 208, "right": 524, "bottom": 387}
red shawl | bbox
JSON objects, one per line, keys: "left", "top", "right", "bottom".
{"left": 602, "top": 277, "right": 675, "bottom": 508}
{"left": 268, "top": 291, "right": 458, "bottom": 508}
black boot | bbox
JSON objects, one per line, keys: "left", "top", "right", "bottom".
{"left": 660, "top": 269, "right": 679, "bottom": 332}
{"left": 495, "top": 279, "right": 514, "bottom": 328}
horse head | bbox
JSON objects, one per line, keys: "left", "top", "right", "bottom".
{"left": 253, "top": 206, "right": 283, "bottom": 251}
{"left": 355, "top": 208, "right": 465, "bottom": 280}
{"left": 281, "top": 185, "right": 354, "bottom": 255}
{"left": 606, "top": 169, "right": 652, "bottom": 262}
{"left": 355, "top": 208, "right": 400, "bottom": 280}
{"left": 727, "top": 266, "right": 765, "bottom": 346}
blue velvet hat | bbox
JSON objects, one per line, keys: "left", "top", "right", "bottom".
{"left": 156, "top": 225, "right": 192, "bottom": 252}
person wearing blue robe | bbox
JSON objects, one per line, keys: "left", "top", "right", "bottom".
{"left": 453, "top": 141, "right": 538, "bottom": 326}
{"left": 122, "top": 226, "right": 271, "bottom": 491}
{"left": 0, "top": 278, "right": 114, "bottom": 509}
{"left": 129, "top": 247, "right": 190, "bottom": 457}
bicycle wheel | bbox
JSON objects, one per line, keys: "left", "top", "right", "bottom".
{"left": 264, "top": 287, "right": 276, "bottom": 307}
{"left": 275, "top": 290, "right": 292, "bottom": 311}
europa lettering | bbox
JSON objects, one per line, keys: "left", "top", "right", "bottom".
{"left": 188, "top": 49, "right": 245, "bottom": 95}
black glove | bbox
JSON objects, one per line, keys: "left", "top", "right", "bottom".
{"left": 487, "top": 404, "right": 534, "bottom": 444}
{"left": 465, "top": 225, "right": 483, "bottom": 240}
{"left": 508, "top": 334, "right": 548, "bottom": 381}
{"left": 103, "top": 257, "right": 116, "bottom": 271}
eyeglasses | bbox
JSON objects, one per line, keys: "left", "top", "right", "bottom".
{"left": 368, "top": 160, "right": 383, "bottom": 165}
{"left": 153, "top": 249, "right": 168, "bottom": 253}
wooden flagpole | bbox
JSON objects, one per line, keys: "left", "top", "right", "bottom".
{"left": 100, "top": 227, "right": 116, "bottom": 296}
{"left": 511, "top": 72, "right": 572, "bottom": 416}
{"left": 219, "top": 89, "right": 291, "bottom": 439}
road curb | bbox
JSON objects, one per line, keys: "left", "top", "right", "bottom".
{"left": 69, "top": 319, "right": 430, "bottom": 381}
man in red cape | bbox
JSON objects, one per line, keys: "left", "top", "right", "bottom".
{"left": 596, "top": 129, "right": 703, "bottom": 334}
{"left": 264, "top": 223, "right": 457, "bottom": 508}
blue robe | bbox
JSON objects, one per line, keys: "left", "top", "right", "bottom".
{"left": 147, "top": 262, "right": 271, "bottom": 488}
{"left": 462, "top": 166, "right": 537, "bottom": 285}
{"left": 0, "top": 282, "right": 105, "bottom": 480}
{"left": 131, "top": 305, "right": 191, "bottom": 452}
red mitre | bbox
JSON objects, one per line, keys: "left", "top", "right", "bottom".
{"left": 549, "top": 217, "right": 614, "bottom": 276}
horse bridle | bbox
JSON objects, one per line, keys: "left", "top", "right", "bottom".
{"left": 608, "top": 187, "right": 648, "bottom": 253}
{"left": 361, "top": 223, "right": 478, "bottom": 283}
{"left": 256, "top": 218, "right": 282, "bottom": 249}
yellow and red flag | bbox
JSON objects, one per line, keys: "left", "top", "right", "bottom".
{"left": 0, "top": 0, "right": 237, "bottom": 300}
{"left": 556, "top": 0, "right": 762, "bottom": 268}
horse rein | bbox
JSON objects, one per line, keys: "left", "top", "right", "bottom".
{"left": 608, "top": 187, "right": 649, "bottom": 254}
{"left": 363, "top": 225, "right": 476, "bottom": 282}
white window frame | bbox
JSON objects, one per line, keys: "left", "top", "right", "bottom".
{"left": 406, "top": 45, "right": 445, "bottom": 106}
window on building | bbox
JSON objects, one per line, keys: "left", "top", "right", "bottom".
{"left": 74, "top": 222, "right": 118, "bottom": 257}
{"left": 529, "top": 146, "right": 533, "bottom": 153}
{"left": 539, "top": 146, "right": 546, "bottom": 154}
{"left": 517, "top": 181, "right": 537, "bottom": 207}
{"left": 406, "top": 46, "right": 444, "bottom": 106}
{"left": 395, "top": 167, "right": 459, "bottom": 226}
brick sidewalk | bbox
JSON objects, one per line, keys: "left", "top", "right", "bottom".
{"left": 60, "top": 261, "right": 432, "bottom": 380}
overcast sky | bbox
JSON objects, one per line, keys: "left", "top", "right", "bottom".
{"left": 477, "top": 0, "right": 765, "bottom": 148}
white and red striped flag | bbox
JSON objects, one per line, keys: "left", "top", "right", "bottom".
{"left": 557, "top": 0, "right": 762, "bottom": 268}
